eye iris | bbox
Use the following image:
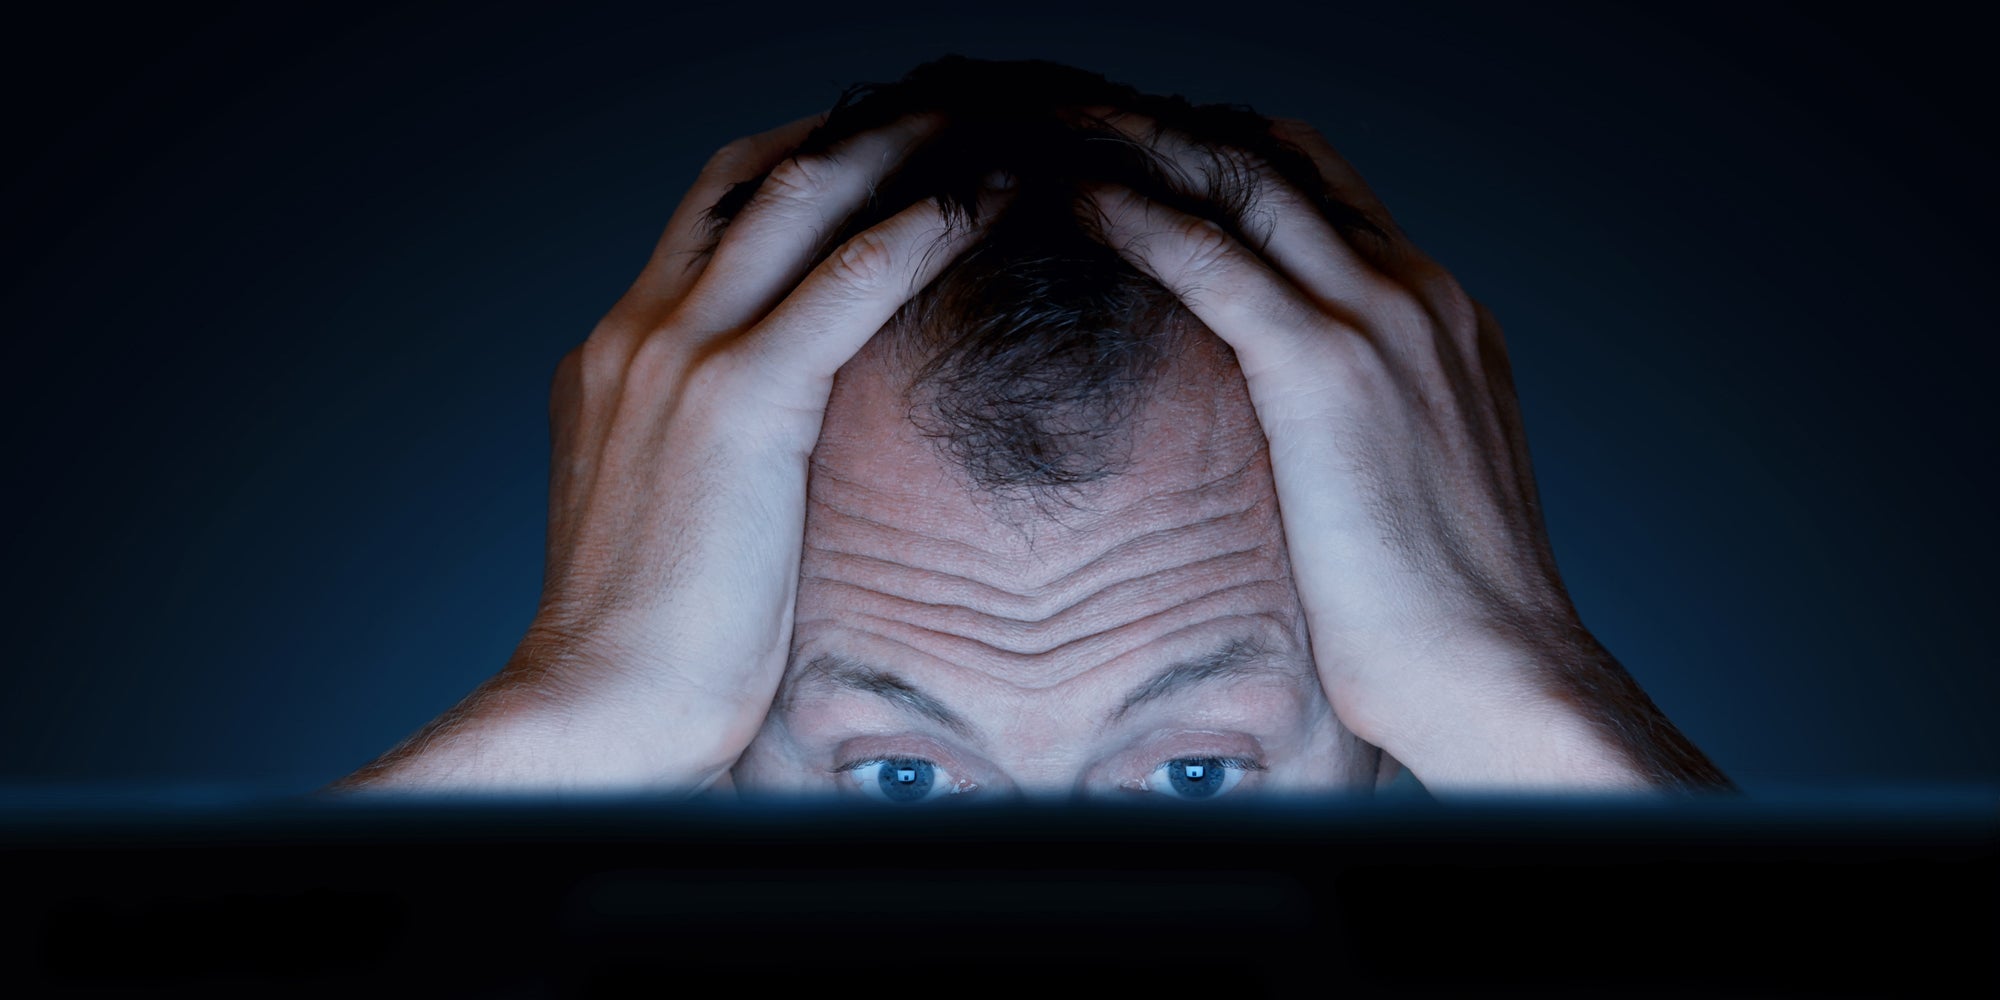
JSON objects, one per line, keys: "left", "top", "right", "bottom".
{"left": 876, "top": 759, "right": 935, "bottom": 802}
{"left": 1167, "top": 757, "right": 1226, "bottom": 799}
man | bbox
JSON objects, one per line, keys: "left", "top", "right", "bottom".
{"left": 339, "top": 56, "right": 1728, "bottom": 801}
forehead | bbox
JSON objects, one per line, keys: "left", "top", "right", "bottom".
{"left": 796, "top": 327, "right": 1300, "bottom": 693}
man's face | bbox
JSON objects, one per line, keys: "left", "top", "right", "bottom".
{"left": 732, "top": 328, "right": 1379, "bottom": 803}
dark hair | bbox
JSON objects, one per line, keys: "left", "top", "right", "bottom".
{"left": 697, "top": 55, "right": 1377, "bottom": 501}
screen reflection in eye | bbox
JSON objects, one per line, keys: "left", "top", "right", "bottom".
{"left": 837, "top": 757, "right": 962, "bottom": 804}
{"left": 1145, "top": 756, "right": 1261, "bottom": 800}
{"left": 832, "top": 756, "right": 1266, "bottom": 804}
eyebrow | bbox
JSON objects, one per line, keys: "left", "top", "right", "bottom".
{"left": 1106, "top": 637, "right": 1281, "bottom": 723}
{"left": 788, "top": 653, "right": 981, "bottom": 740}
{"left": 786, "top": 637, "right": 1289, "bottom": 738}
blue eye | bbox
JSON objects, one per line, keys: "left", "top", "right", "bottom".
{"left": 841, "top": 757, "right": 955, "bottom": 804}
{"left": 1146, "top": 757, "right": 1256, "bottom": 800}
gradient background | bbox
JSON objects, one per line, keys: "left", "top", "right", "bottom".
{"left": 3, "top": 1, "right": 1991, "bottom": 796}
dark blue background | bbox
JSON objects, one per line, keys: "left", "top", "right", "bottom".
{"left": 3, "top": 1, "right": 1991, "bottom": 794}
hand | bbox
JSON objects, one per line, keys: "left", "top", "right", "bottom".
{"left": 340, "top": 111, "right": 1011, "bottom": 792}
{"left": 1077, "top": 112, "right": 1726, "bottom": 791}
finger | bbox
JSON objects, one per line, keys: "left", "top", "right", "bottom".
{"left": 1265, "top": 117, "right": 1404, "bottom": 243}
{"left": 611, "top": 110, "right": 833, "bottom": 321}
{"left": 559, "top": 113, "right": 832, "bottom": 540}
{"left": 1072, "top": 107, "right": 1394, "bottom": 309}
{"left": 1271, "top": 118, "right": 1458, "bottom": 297}
{"left": 1264, "top": 117, "right": 1496, "bottom": 407}
{"left": 674, "top": 111, "right": 951, "bottom": 334}
{"left": 741, "top": 177, "right": 1015, "bottom": 395}
{"left": 1077, "top": 181, "right": 1352, "bottom": 386}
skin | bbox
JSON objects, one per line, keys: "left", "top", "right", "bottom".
{"left": 338, "top": 101, "right": 1726, "bottom": 798}
{"left": 1070, "top": 107, "right": 1722, "bottom": 790}
{"left": 336, "top": 110, "right": 1009, "bottom": 792}
{"left": 730, "top": 324, "right": 1381, "bottom": 802}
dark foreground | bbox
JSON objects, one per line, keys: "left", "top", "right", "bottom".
{"left": 2, "top": 789, "right": 1992, "bottom": 997}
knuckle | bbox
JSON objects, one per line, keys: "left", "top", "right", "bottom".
{"left": 1173, "top": 216, "right": 1239, "bottom": 275}
{"left": 1086, "top": 182, "right": 1143, "bottom": 219}
{"left": 1423, "top": 267, "right": 1473, "bottom": 319}
{"left": 1423, "top": 271, "right": 1480, "bottom": 341}
{"left": 551, "top": 344, "right": 584, "bottom": 392}
{"left": 577, "top": 332, "right": 635, "bottom": 387}
{"left": 626, "top": 330, "right": 691, "bottom": 387}
{"left": 825, "top": 228, "right": 900, "bottom": 291}
{"left": 549, "top": 346, "right": 584, "bottom": 416}
{"left": 1269, "top": 116, "right": 1320, "bottom": 140}
{"left": 759, "top": 155, "right": 836, "bottom": 205}
{"left": 701, "top": 136, "right": 760, "bottom": 177}
{"left": 1366, "top": 274, "right": 1429, "bottom": 330}
{"left": 553, "top": 342, "right": 584, "bottom": 379}
{"left": 582, "top": 304, "right": 644, "bottom": 349}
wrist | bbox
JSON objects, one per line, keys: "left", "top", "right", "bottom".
{"left": 1329, "top": 622, "right": 1656, "bottom": 793}
{"left": 509, "top": 640, "right": 773, "bottom": 790}
{"left": 340, "top": 644, "right": 767, "bottom": 794}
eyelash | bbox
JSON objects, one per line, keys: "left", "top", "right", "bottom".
{"left": 1158, "top": 755, "right": 1266, "bottom": 774}
{"left": 830, "top": 756, "right": 915, "bottom": 775}
{"left": 830, "top": 756, "right": 1270, "bottom": 777}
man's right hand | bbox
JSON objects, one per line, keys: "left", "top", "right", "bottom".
{"left": 339, "top": 111, "right": 1010, "bottom": 793}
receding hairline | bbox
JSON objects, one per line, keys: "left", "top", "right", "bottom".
{"left": 698, "top": 55, "right": 1361, "bottom": 504}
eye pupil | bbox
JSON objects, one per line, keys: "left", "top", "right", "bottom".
{"left": 877, "top": 759, "right": 935, "bottom": 802}
{"left": 1168, "top": 757, "right": 1225, "bottom": 799}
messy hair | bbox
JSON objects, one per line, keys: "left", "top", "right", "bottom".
{"left": 696, "top": 55, "right": 1380, "bottom": 501}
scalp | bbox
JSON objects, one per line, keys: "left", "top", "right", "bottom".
{"left": 693, "top": 55, "right": 1367, "bottom": 504}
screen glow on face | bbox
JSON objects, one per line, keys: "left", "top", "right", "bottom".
{"left": 731, "top": 630, "right": 1371, "bottom": 804}
{"left": 742, "top": 313, "right": 1380, "bottom": 805}
{"left": 832, "top": 753, "right": 1267, "bottom": 805}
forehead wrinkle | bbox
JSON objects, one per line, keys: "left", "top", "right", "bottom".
{"left": 829, "top": 577, "right": 1293, "bottom": 661}
{"left": 808, "top": 494, "right": 1288, "bottom": 616}
{"left": 794, "top": 567, "right": 1297, "bottom": 680}
{"left": 794, "top": 605, "right": 1301, "bottom": 691}
{"left": 806, "top": 466, "right": 1002, "bottom": 563}
{"left": 802, "top": 544, "right": 1271, "bottom": 628}
{"left": 796, "top": 331, "right": 1299, "bottom": 693}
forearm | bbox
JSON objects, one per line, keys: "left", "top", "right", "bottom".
{"left": 1343, "top": 627, "right": 1733, "bottom": 794}
{"left": 331, "top": 652, "right": 752, "bottom": 794}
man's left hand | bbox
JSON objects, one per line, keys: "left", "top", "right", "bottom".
{"left": 1078, "top": 112, "right": 1726, "bottom": 792}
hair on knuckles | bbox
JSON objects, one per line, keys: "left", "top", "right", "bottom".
{"left": 695, "top": 55, "right": 1382, "bottom": 503}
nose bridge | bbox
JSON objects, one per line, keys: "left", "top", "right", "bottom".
{"left": 985, "top": 686, "right": 1099, "bottom": 800}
